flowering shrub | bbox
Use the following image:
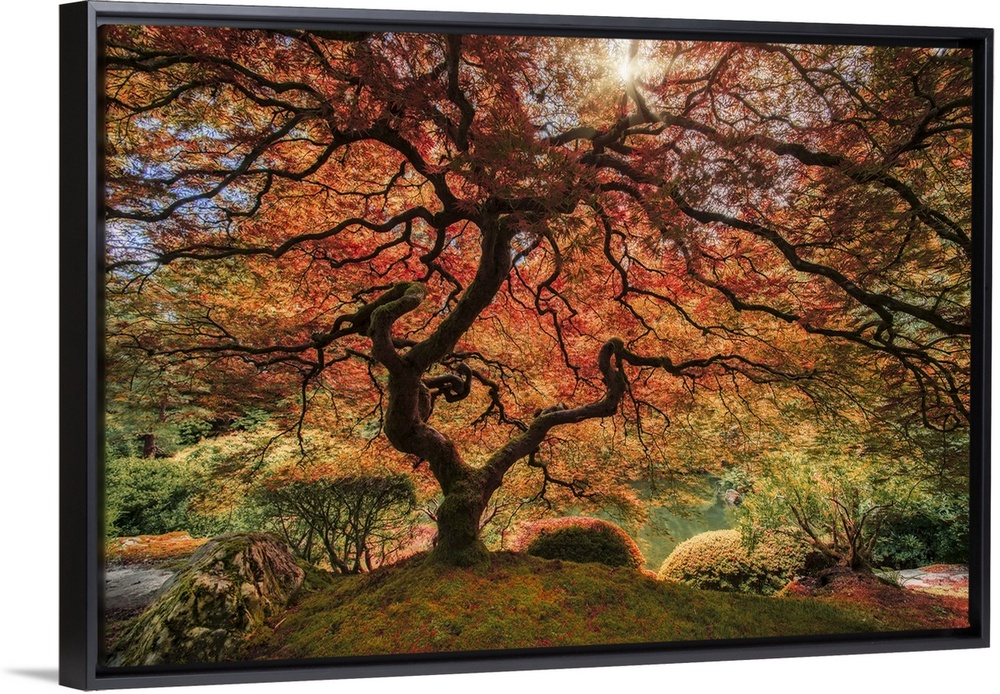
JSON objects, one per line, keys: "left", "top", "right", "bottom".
{"left": 511, "top": 517, "right": 644, "bottom": 569}
{"left": 658, "top": 529, "right": 813, "bottom": 595}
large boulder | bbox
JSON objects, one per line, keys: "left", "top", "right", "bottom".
{"left": 110, "top": 533, "right": 304, "bottom": 666}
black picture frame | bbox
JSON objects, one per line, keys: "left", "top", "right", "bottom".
{"left": 59, "top": 1, "right": 992, "bottom": 689}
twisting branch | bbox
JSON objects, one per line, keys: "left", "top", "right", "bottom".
{"left": 483, "top": 339, "right": 628, "bottom": 491}
{"left": 527, "top": 451, "right": 596, "bottom": 508}
{"left": 424, "top": 363, "right": 473, "bottom": 405}
{"left": 366, "top": 282, "right": 427, "bottom": 375}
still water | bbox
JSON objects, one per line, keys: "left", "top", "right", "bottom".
{"left": 629, "top": 476, "right": 738, "bottom": 570}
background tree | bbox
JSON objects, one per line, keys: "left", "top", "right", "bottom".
{"left": 737, "top": 452, "right": 900, "bottom": 571}
{"left": 103, "top": 27, "right": 972, "bottom": 564}
{"left": 256, "top": 472, "right": 418, "bottom": 573}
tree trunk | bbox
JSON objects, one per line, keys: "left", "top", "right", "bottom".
{"left": 141, "top": 433, "right": 156, "bottom": 459}
{"left": 846, "top": 543, "right": 872, "bottom": 572}
{"left": 428, "top": 473, "right": 490, "bottom": 566}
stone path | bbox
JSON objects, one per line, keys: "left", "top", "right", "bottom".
{"left": 878, "top": 564, "right": 968, "bottom": 593}
{"left": 105, "top": 566, "right": 176, "bottom": 612}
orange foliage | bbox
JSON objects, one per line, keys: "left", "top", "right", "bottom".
{"left": 106, "top": 532, "right": 209, "bottom": 564}
{"left": 102, "top": 27, "right": 973, "bottom": 550}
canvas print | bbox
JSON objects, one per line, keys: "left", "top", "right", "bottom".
{"left": 101, "top": 24, "right": 974, "bottom": 667}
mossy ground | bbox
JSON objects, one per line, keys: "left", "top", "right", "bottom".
{"left": 781, "top": 568, "right": 969, "bottom": 631}
{"left": 242, "top": 552, "right": 958, "bottom": 661}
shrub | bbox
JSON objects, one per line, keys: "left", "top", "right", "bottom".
{"left": 232, "top": 408, "right": 270, "bottom": 432}
{"left": 657, "top": 529, "right": 814, "bottom": 595}
{"left": 873, "top": 496, "right": 969, "bottom": 569}
{"left": 513, "top": 517, "right": 644, "bottom": 569}
{"left": 177, "top": 418, "right": 214, "bottom": 445}
{"left": 105, "top": 456, "right": 197, "bottom": 537}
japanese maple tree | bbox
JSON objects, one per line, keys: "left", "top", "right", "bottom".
{"left": 104, "top": 26, "right": 972, "bottom": 564}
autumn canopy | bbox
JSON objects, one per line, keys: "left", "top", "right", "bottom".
{"left": 103, "top": 26, "right": 972, "bottom": 565}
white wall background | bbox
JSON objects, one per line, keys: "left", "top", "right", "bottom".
{"left": 1, "top": 1, "right": 994, "bottom": 692}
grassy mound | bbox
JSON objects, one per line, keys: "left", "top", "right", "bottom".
{"left": 244, "top": 552, "right": 899, "bottom": 660}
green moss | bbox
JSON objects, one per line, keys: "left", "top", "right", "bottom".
{"left": 658, "top": 529, "right": 816, "bottom": 595}
{"left": 110, "top": 533, "right": 304, "bottom": 666}
{"left": 427, "top": 483, "right": 491, "bottom": 567}
{"left": 242, "top": 552, "right": 897, "bottom": 660}
{"left": 296, "top": 558, "right": 337, "bottom": 592}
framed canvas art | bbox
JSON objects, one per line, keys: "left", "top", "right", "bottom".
{"left": 60, "top": 1, "right": 991, "bottom": 689}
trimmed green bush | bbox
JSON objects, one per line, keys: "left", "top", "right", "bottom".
{"left": 658, "top": 529, "right": 813, "bottom": 595}
{"left": 105, "top": 456, "right": 197, "bottom": 537}
{"left": 515, "top": 517, "right": 644, "bottom": 569}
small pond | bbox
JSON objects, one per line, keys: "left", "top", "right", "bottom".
{"left": 628, "top": 476, "right": 739, "bottom": 570}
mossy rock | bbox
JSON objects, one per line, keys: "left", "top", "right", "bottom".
{"left": 109, "top": 533, "right": 304, "bottom": 666}
{"left": 658, "top": 529, "right": 816, "bottom": 596}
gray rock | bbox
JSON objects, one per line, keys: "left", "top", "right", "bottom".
{"left": 109, "top": 533, "right": 304, "bottom": 666}
{"left": 105, "top": 566, "right": 176, "bottom": 613}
